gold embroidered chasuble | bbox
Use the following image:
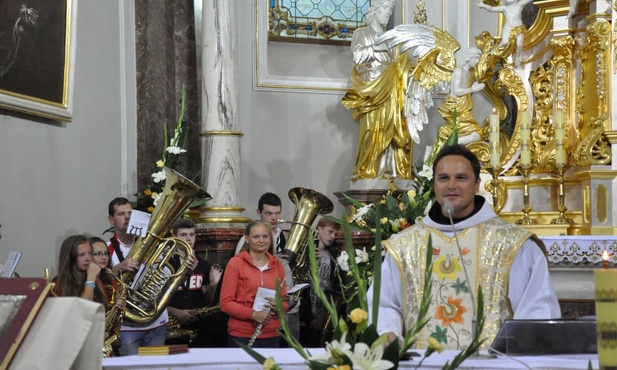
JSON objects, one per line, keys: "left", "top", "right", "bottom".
{"left": 384, "top": 217, "right": 532, "bottom": 350}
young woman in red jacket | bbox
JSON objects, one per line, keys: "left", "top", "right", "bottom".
{"left": 220, "top": 220, "right": 289, "bottom": 347}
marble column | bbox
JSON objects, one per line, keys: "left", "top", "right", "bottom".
{"left": 198, "top": 0, "right": 249, "bottom": 225}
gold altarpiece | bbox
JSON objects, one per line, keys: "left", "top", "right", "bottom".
{"left": 473, "top": 0, "right": 617, "bottom": 236}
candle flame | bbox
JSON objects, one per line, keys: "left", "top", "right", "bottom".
{"left": 492, "top": 107, "right": 497, "bottom": 115}
{"left": 602, "top": 250, "right": 610, "bottom": 261}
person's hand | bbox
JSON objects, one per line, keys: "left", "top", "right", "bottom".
{"left": 116, "top": 257, "right": 139, "bottom": 273}
{"left": 186, "top": 254, "right": 198, "bottom": 271}
{"left": 385, "top": 331, "right": 402, "bottom": 348}
{"left": 253, "top": 309, "right": 273, "bottom": 325}
{"left": 86, "top": 262, "right": 101, "bottom": 281}
{"left": 114, "top": 295, "right": 127, "bottom": 310}
{"left": 209, "top": 264, "right": 223, "bottom": 285}
{"left": 173, "top": 309, "right": 197, "bottom": 325}
{"left": 264, "top": 296, "right": 277, "bottom": 311}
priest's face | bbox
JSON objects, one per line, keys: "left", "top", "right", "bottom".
{"left": 433, "top": 155, "right": 480, "bottom": 219}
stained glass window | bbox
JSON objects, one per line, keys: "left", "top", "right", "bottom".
{"left": 269, "top": 0, "right": 370, "bottom": 45}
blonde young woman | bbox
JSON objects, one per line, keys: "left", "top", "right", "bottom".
{"left": 220, "top": 220, "right": 289, "bottom": 348}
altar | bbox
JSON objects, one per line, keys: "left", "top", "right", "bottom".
{"left": 102, "top": 348, "right": 598, "bottom": 370}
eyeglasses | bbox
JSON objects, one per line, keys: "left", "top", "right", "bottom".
{"left": 92, "top": 252, "right": 110, "bottom": 257}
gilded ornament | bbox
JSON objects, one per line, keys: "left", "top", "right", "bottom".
{"left": 413, "top": 0, "right": 427, "bottom": 25}
{"left": 574, "top": 19, "right": 611, "bottom": 166}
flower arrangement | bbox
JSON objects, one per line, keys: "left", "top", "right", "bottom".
{"left": 241, "top": 207, "right": 485, "bottom": 370}
{"left": 134, "top": 85, "right": 189, "bottom": 213}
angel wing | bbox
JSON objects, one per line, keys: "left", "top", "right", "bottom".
{"left": 375, "top": 24, "right": 460, "bottom": 144}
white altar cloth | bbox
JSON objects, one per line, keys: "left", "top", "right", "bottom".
{"left": 102, "top": 348, "right": 598, "bottom": 370}
{"left": 541, "top": 235, "right": 617, "bottom": 264}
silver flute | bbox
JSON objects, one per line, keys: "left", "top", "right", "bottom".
{"left": 248, "top": 278, "right": 285, "bottom": 348}
{"left": 247, "top": 308, "right": 271, "bottom": 348}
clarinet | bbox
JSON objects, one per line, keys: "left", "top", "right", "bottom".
{"left": 247, "top": 308, "right": 271, "bottom": 348}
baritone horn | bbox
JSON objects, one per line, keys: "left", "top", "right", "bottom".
{"left": 281, "top": 187, "right": 334, "bottom": 271}
{"left": 121, "top": 167, "right": 211, "bottom": 325}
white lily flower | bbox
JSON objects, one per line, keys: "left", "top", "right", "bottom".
{"left": 152, "top": 193, "right": 162, "bottom": 207}
{"left": 418, "top": 164, "right": 433, "bottom": 180}
{"left": 343, "top": 342, "right": 394, "bottom": 370}
{"left": 308, "top": 332, "right": 351, "bottom": 364}
{"left": 353, "top": 204, "right": 373, "bottom": 222}
{"left": 337, "top": 251, "right": 350, "bottom": 272}
{"left": 355, "top": 248, "right": 369, "bottom": 264}
{"left": 166, "top": 146, "right": 187, "bottom": 155}
{"left": 151, "top": 170, "right": 166, "bottom": 183}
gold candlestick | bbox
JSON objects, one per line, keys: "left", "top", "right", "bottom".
{"left": 486, "top": 165, "right": 505, "bottom": 214}
{"left": 550, "top": 165, "right": 573, "bottom": 224}
{"left": 517, "top": 165, "right": 537, "bottom": 225}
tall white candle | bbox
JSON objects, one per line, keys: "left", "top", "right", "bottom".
{"left": 554, "top": 111, "right": 566, "bottom": 166}
{"left": 520, "top": 111, "right": 531, "bottom": 166}
{"left": 490, "top": 108, "right": 500, "bottom": 168}
{"left": 595, "top": 250, "right": 617, "bottom": 367}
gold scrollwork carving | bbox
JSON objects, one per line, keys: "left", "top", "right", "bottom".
{"left": 484, "top": 178, "right": 507, "bottom": 213}
{"left": 574, "top": 19, "right": 611, "bottom": 166}
{"left": 576, "top": 114, "right": 611, "bottom": 165}
{"left": 529, "top": 64, "right": 555, "bottom": 173}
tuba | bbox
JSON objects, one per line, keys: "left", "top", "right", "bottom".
{"left": 120, "top": 167, "right": 211, "bottom": 325}
{"left": 103, "top": 269, "right": 126, "bottom": 358}
{"left": 281, "top": 187, "right": 334, "bottom": 276}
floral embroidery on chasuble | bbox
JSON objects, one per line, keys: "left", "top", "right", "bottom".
{"left": 384, "top": 217, "right": 532, "bottom": 350}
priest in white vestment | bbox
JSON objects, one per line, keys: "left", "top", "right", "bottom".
{"left": 368, "top": 144, "right": 561, "bottom": 350}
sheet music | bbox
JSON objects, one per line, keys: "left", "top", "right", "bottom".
{"left": 252, "top": 287, "right": 276, "bottom": 311}
{"left": 127, "top": 210, "right": 151, "bottom": 237}
{"left": 287, "top": 283, "right": 309, "bottom": 295}
{"left": 1, "top": 250, "right": 22, "bottom": 278}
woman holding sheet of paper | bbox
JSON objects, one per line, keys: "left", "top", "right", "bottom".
{"left": 220, "top": 220, "right": 289, "bottom": 347}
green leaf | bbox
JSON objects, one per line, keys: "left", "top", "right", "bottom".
{"left": 358, "top": 324, "right": 379, "bottom": 345}
{"left": 273, "top": 278, "right": 309, "bottom": 358}
{"left": 308, "top": 232, "right": 341, "bottom": 327}
{"left": 175, "top": 84, "right": 188, "bottom": 150}
{"left": 382, "top": 340, "right": 400, "bottom": 369}
{"left": 384, "top": 194, "right": 399, "bottom": 211}
{"left": 305, "top": 360, "right": 335, "bottom": 370}
{"left": 236, "top": 341, "right": 267, "bottom": 364}
{"left": 371, "top": 206, "right": 383, "bottom": 324}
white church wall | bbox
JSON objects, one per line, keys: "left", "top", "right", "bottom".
{"left": 0, "top": 0, "right": 135, "bottom": 277}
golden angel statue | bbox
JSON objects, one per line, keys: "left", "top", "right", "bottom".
{"left": 374, "top": 23, "right": 489, "bottom": 158}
